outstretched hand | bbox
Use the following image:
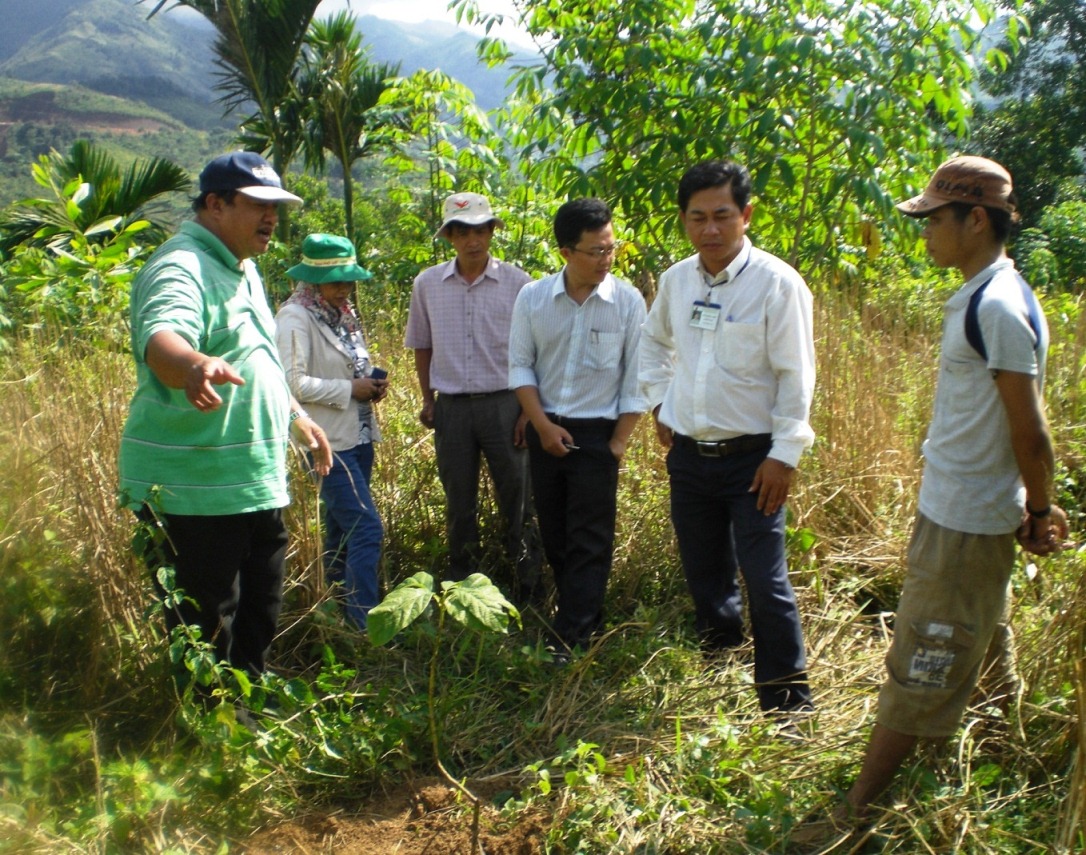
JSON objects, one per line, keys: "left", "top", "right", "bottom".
{"left": 185, "top": 356, "right": 245, "bottom": 412}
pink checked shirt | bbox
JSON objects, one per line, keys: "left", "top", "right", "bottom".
{"left": 404, "top": 256, "right": 532, "bottom": 394}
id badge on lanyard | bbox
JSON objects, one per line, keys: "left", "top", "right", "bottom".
{"left": 690, "top": 300, "right": 721, "bottom": 331}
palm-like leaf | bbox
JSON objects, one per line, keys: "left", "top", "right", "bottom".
{"left": 142, "top": 0, "right": 321, "bottom": 164}
{"left": 0, "top": 141, "right": 190, "bottom": 255}
{"left": 142, "top": 0, "right": 323, "bottom": 241}
{"left": 295, "top": 12, "right": 404, "bottom": 236}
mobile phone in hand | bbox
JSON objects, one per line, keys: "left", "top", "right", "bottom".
{"left": 369, "top": 367, "right": 387, "bottom": 380}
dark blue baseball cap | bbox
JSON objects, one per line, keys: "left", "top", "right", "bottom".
{"left": 198, "top": 151, "right": 302, "bottom": 205}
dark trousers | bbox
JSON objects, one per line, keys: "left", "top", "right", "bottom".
{"left": 526, "top": 419, "right": 619, "bottom": 649}
{"left": 137, "top": 506, "right": 288, "bottom": 678}
{"left": 667, "top": 443, "right": 812, "bottom": 711}
{"left": 433, "top": 391, "right": 542, "bottom": 595}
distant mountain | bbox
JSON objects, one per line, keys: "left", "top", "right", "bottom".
{"left": 0, "top": 0, "right": 534, "bottom": 116}
{"left": 354, "top": 16, "right": 536, "bottom": 112}
{"left": 0, "top": 0, "right": 222, "bottom": 127}
{"left": 0, "top": 0, "right": 540, "bottom": 210}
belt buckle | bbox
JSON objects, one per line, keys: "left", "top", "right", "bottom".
{"left": 696, "top": 440, "right": 721, "bottom": 457}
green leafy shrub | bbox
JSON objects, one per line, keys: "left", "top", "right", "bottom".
{"left": 1019, "top": 201, "right": 1086, "bottom": 291}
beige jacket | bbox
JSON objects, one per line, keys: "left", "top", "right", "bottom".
{"left": 275, "top": 302, "right": 381, "bottom": 451}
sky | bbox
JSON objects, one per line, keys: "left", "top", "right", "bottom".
{"left": 315, "top": 0, "right": 532, "bottom": 47}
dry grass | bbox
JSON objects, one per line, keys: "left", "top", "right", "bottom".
{"left": 0, "top": 287, "right": 1082, "bottom": 852}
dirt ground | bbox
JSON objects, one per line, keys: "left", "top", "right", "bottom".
{"left": 241, "top": 777, "right": 549, "bottom": 854}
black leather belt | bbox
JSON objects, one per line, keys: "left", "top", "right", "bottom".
{"left": 441, "top": 390, "right": 509, "bottom": 399}
{"left": 546, "top": 414, "right": 615, "bottom": 429}
{"left": 673, "top": 433, "right": 772, "bottom": 457}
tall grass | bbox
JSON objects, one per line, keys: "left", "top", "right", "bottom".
{"left": 0, "top": 284, "right": 1083, "bottom": 853}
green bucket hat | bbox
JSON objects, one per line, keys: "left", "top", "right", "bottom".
{"left": 287, "top": 233, "right": 373, "bottom": 284}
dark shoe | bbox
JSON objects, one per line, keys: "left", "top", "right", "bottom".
{"left": 770, "top": 707, "right": 817, "bottom": 742}
{"left": 699, "top": 626, "right": 745, "bottom": 651}
{"left": 515, "top": 581, "right": 548, "bottom": 612}
{"left": 543, "top": 642, "right": 570, "bottom": 667}
{"left": 701, "top": 639, "right": 753, "bottom": 670}
{"left": 232, "top": 703, "right": 261, "bottom": 733}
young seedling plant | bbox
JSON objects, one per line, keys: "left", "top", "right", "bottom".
{"left": 366, "top": 571, "right": 520, "bottom": 854}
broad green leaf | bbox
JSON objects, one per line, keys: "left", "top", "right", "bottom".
{"left": 442, "top": 572, "right": 517, "bottom": 633}
{"left": 84, "top": 217, "right": 123, "bottom": 238}
{"left": 367, "top": 572, "right": 435, "bottom": 645}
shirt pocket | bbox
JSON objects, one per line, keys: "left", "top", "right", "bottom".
{"left": 713, "top": 321, "right": 763, "bottom": 373}
{"left": 936, "top": 356, "right": 988, "bottom": 412}
{"left": 586, "top": 331, "right": 622, "bottom": 370}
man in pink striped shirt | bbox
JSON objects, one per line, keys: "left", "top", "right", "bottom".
{"left": 405, "top": 192, "right": 543, "bottom": 605}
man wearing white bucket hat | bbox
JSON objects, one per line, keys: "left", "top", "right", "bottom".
{"left": 405, "top": 192, "right": 543, "bottom": 605}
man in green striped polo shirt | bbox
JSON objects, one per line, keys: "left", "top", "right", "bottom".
{"left": 120, "top": 152, "right": 331, "bottom": 687}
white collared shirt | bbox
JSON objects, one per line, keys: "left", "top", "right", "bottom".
{"left": 639, "top": 237, "right": 815, "bottom": 467}
{"left": 509, "top": 269, "right": 648, "bottom": 419}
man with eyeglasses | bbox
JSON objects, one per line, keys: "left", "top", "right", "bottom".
{"left": 639, "top": 160, "right": 816, "bottom": 714}
{"left": 405, "top": 192, "right": 543, "bottom": 606}
{"left": 510, "top": 197, "right": 647, "bottom": 657}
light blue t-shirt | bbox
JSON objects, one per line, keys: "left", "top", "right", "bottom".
{"left": 918, "top": 259, "right": 1048, "bottom": 535}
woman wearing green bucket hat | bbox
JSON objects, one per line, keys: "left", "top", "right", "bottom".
{"left": 275, "top": 234, "right": 388, "bottom": 630}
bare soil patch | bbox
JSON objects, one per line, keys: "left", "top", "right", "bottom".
{"left": 242, "top": 777, "right": 548, "bottom": 854}
{"left": 0, "top": 91, "right": 174, "bottom": 134}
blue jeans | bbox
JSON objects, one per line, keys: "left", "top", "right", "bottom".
{"left": 667, "top": 442, "right": 812, "bottom": 711}
{"left": 321, "top": 442, "right": 383, "bottom": 629}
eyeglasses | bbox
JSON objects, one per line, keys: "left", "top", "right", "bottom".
{"left": 569, "top": 243, "right": 620, "bottom": 259}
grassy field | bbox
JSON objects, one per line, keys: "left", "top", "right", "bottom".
{"left": 0, "top": 278, "right": 1083, "bottom": 853}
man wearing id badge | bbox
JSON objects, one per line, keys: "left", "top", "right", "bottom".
{"left": 639, "top": 160, "right": 816, "bottom": 713}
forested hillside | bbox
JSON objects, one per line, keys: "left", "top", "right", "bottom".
{"left": 0, "top": 0, "right": 530, "bottom": 210}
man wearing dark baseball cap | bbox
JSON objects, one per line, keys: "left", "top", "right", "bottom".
{"left": 796, "top": 155, "right": 1070, "bottom": 844}
{"left": 119, "top": 152, "right": 328, "bottom": 712}
{"left": 197, "top": 151, "right": 303, "bottom": 206}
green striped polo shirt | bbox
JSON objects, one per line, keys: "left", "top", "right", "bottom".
{"left": 119, "top": 221, "right": 291, "bottom": 516}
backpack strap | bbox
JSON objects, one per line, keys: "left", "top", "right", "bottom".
{"left": 965, "top": 273, "right": 1042, "bottom": 361}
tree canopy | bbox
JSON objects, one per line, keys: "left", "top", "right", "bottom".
{"left": 142, "top": 0, "right": 325, "bottom": 236}
{"left": 463, "top": 0, "right": 1004, "bottom": 274}
{"left": 972, "top": 0, "right": 1086, "bottom": 227}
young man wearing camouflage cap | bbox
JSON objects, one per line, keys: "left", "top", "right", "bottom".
{"left": 799, "top": 155, "right": 1069, "bottom": 843}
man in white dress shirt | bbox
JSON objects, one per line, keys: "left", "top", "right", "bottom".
{"left": 510, "top": 198, "right": 647, "bottom": 654}
{"left": 640, "top": 160, "right": 815, "bottom": 712}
